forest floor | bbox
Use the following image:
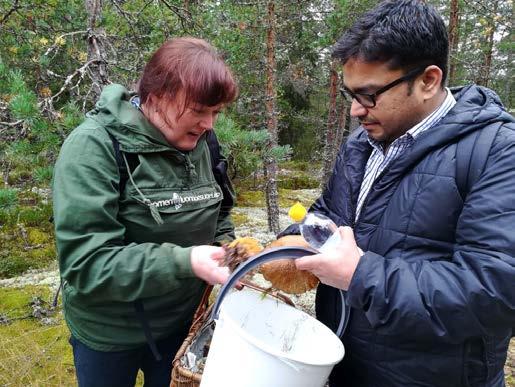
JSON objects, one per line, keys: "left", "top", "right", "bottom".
{"left": 0, "top": 188, "right": 513, "bottom": 385}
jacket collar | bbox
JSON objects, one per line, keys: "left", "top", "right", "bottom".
{"left": 88, "top": 84, "right": 205, "bottom": 161}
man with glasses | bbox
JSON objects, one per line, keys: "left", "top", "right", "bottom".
{"left": 273, "top": 0, "right": 515, "bottom": 386}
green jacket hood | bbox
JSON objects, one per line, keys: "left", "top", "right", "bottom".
{"left": 88, "top": 84, "right": 174, "bottom": 154}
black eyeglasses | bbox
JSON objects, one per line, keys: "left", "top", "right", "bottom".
{"left": 340, "top": 66, "right": 426, "bottom": 108}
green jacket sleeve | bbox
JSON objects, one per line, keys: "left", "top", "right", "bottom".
{"left": 52, "top": 125, "right": 195, "bottom": 302}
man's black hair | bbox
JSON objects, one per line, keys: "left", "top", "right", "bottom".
{"left": 332, "top": 0, "right": 449, "bottom": 86}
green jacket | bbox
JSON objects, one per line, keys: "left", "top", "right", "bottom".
{"left": 52, "top": 84, "right": 235, "bottom": 351}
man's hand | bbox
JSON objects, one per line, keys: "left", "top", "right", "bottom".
{"left": 190, "top": 245, "right": 230, "bottom": 285}
{"left": 295, "top": 226, "right": 362, "bottom": 290}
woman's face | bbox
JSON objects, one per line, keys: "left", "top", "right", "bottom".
{"left": 144, "top": 91, "right": 224, "bottom": 151}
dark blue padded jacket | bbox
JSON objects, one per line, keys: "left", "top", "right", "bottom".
{"left": 282, "top": 85, "right": 515, "bottom": 386}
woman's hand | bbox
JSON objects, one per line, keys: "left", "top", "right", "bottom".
{"left": 190, "top": 245, "right": 230, "bottom": 285}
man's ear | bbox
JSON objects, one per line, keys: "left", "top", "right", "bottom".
{"left": 419, "top": 65, "right": 443, "bottom": 99}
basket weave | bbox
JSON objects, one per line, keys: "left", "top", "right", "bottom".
{"left": 170, "top": 282, "right": 294, "bottom": 387}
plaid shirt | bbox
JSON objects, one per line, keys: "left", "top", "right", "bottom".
{"left": 355, "top": 89, "right": 456, "bottom": 220}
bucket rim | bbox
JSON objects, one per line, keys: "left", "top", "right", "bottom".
{"left": 216, "top": 290, "right": 345, "bottom": 367}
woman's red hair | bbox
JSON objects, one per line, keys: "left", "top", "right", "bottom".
{"left": 138, "top": 37, "right": 238, "bottom": 114}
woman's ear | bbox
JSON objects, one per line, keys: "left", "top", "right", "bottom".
{"left": 146, "top": 93, "right": 158, "bottom": 111}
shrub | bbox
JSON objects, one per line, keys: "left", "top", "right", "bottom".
{"left": 34, "top": 166, "right": 53, "bottom": 184}
{"left": 0, "top": 188, "right": 18, "bottom": 211}
{"left": 215, "top": 114, "right": 292, "bottom": 181}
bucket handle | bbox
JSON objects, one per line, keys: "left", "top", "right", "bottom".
{"left": 210, "top": 246, "right": 316, "bottom": 321}
{"left": 209, "top": 246, "right": 347, "bottom": 338}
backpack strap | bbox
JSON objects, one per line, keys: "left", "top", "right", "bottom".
{"left": 134, "top": 300, "right": 162, "bottom": 361}
{"left": 107, "top": 132, "right": 140, "bottom": 193}
{"left": 456, "top": 123, "right": 501, "bottom": 200}
{"left": 206, "top": 130, "right": 235, "bottom": 208}
{"left": 107, "top": 131, "right": 166, "bottom": 359}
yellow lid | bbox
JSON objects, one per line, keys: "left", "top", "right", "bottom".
{"left": 288, "top": 202, "right": 307, "bottom": 223}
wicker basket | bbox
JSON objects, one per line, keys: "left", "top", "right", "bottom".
{"left": 170, "top": 282, "right": 293, "bottom": 387}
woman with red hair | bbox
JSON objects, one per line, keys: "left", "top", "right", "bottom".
{"left": 52, "top": 37, "right": 238, "bottom": 386}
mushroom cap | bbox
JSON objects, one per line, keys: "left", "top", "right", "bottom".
{"left": 227, "top": 237, "right": 263, "bottom": 255}
{"left": 260, "top": 235, "right": 319, "bottom": 294}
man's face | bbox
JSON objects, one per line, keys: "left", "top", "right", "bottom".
{"left": 343, "top": 58, "right": 427, "bottom": 145}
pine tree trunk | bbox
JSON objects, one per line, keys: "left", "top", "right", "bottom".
{"left": 85, "top": 0, "right": 109, "bottom": 98}
{"left": 448, "top": 0, "right": 459, "bottom": 85}
{"left": 335, "top": 98, "right": 348, "bottom": 158}
{"left": 264, "top": 0, "right": 280, "bottom": 234}
{"left": 476, "top": 0, "right": 498, "bottom": 87}
{"left": 321, "top": 60, "right": 339, "bottom": 190}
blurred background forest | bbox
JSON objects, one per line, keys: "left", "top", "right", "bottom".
{"left": 0, "top": 0, "right": 513, "bottom": 384}
{"left": 1, "top": 0, "right": 513, "bottom": 253}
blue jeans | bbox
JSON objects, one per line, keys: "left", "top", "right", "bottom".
{"left": 70, "top": 333, "right": 186, "bottom": 387}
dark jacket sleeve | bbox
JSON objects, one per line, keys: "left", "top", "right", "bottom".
{"left": 347, "top": 123, "right": 515, "bottom": 342}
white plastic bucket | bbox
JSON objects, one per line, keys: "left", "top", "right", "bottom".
{"left": 200, "top": 288, "right": 345, "bottom": 387}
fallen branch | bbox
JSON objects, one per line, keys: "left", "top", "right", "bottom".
{"left": 23, "top": 244, "right": 45, "bottom": 251}
{"left": 0, "top": 119, "right": 23, "bottom": 128}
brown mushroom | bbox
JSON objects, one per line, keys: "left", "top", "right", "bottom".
{"left": 260, "top": 235, "right": 319, "bottom": 294}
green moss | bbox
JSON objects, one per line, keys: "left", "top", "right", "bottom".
{"left": 280, "top": 160, "right": 315, "bottom": 172}
{"left": 7, "top": 167, "right": 34, "bottom": 186}
{"left": 17, "top": 203, "right": 53, "bottom": 227}
{"left": 0, "top": 286, "right": 146, "bottom": 386}
{"left": 0, "top": 286, "right": 51, "bottom": 316}
{"left": 278, "top": 188, "right": 316, "bottom": 208}
{"left": 0, "top": 223, "right": 56, "bottom": 278}
{"left": 27, "top": 228, "right": 51, "bottom": 245}
{"left": 0, "top": 210, "right": 16, "bottom": 225}
{"left": 0, "top": 248, "right": 55, "bottom": 279}
{"left": 0, "top": 287, "right": 75, "bottom": 386}
{"left": 277, "top": 173, "right": 320, "bottom": 190}
{"left": 17, "top": 189, "right": 42, "bottom": 206}
{"left": 233, "top": 175, "right": 265, "bottom": 191}
{"left": 231, "top": 212, "right": 249, "bottom": 227}
{"left": 0, "top": 254, "right": 31, "bottom": 279}
{"left": 236, "top": 190, "right": 265, "bottom": 207}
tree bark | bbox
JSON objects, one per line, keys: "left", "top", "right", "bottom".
{"left": 476, "top": 0, "right": 499, "bottom": 87}
{"left": 264, "top": 0, "right": 280, "bottom": 234}
{"left": 335, "top": 98, "right": 348, "bottom": 158}
{"left": 321, "top": 60, "right": 339, "bottom": 190}
{"left": 448, "top": 0, "right": 459, "bottom": 85}
{"left": 85, "top": 0, "right": 109, "bottom": 99}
